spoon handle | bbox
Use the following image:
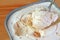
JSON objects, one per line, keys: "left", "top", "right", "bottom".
{"left": 39, "top": 0, "right": 50, "bottom": 2}
{"left": 48, "top": 0, "right": 55, "bottom": 11}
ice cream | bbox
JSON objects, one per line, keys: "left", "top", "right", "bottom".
{"left": 14, "top": 6, "right": 60, "bottom": 40}
{"left": 32, "top": 7, "right": 58, "bottom": 29}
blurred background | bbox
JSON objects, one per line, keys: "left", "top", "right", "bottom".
{"left": 0, "top": 0, "right": 60, "bottom": 40}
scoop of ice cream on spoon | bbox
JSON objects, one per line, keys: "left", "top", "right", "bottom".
{"left": 32, "top": 7, "right": 58, "bottom": 29}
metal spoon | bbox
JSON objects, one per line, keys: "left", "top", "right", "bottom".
{"left": 48, "top": 0, "right": 55, "bottom": 11}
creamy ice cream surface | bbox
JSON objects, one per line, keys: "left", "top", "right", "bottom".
{"left": 32, "top": 7, "right": 58, "bottom": 29}
{"left": 13, "top": 6, "right": 60, "bottom": 40}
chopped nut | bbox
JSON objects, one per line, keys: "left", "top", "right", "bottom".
{"left": 15, "top": 28, "right": 21, "bottom": 36}
{"left": 33, "top": 31, "right": 41, "bottom": 37}
{"left": 14, "top": 22, "right": 21, "bottom": 36}
{"left": 21, "top": 13, "right": 32, "bottom": 26}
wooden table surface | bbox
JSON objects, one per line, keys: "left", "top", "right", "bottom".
{"left": 0, "top": 0, "right": 60, "bottom": 40}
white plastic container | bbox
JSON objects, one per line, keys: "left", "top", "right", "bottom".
{"left": 5, "top": 0, "right": 60, "bottom": 40}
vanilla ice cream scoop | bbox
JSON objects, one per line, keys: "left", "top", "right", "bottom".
{"left": 32, "top": 8, "right": 58, "bottom": 29}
